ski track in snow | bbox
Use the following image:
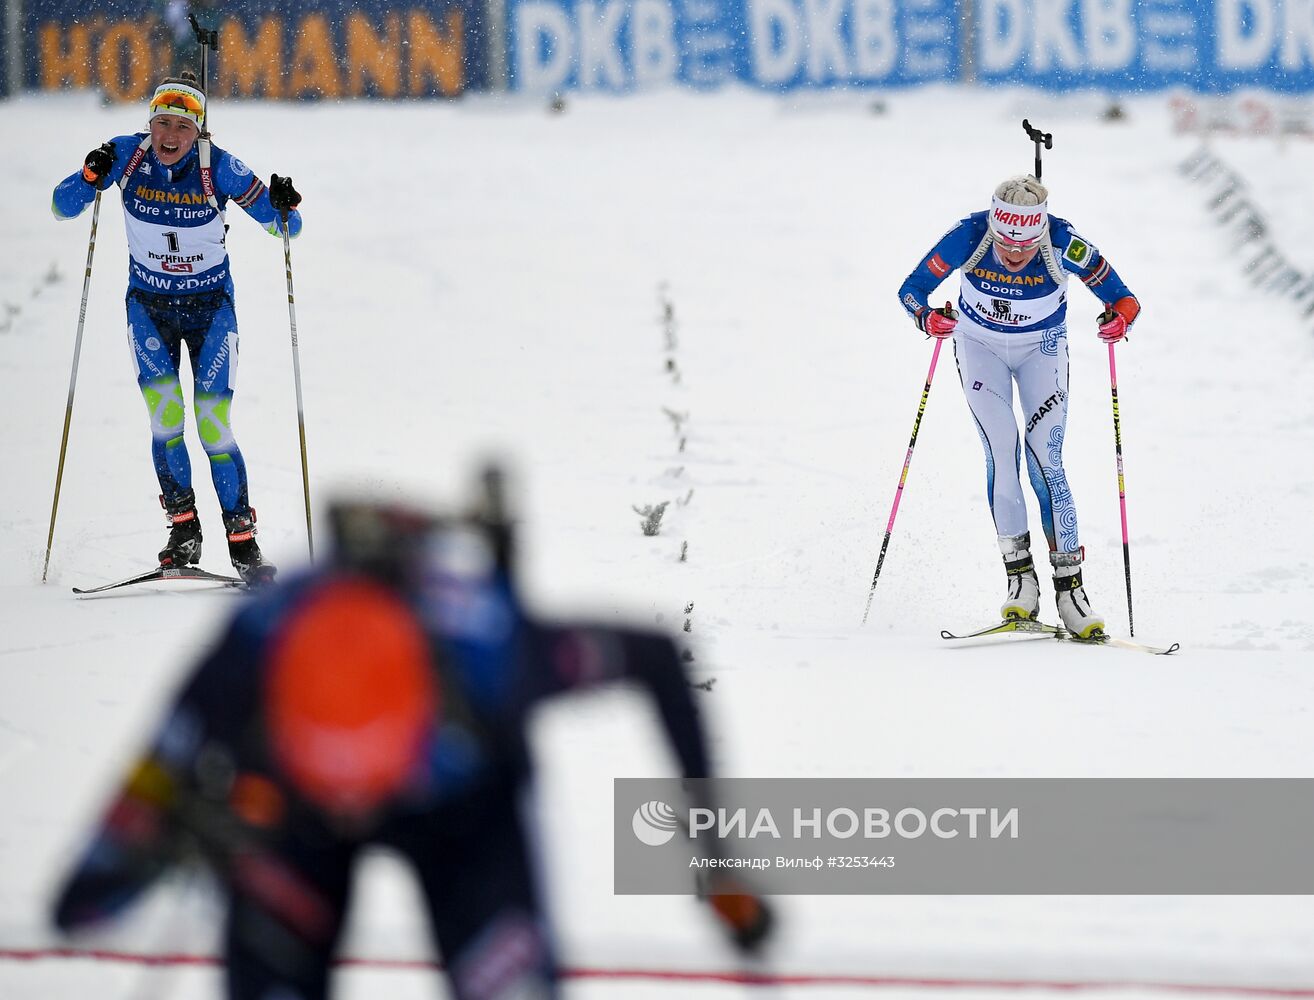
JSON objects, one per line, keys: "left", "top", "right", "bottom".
{"left": 2, "top": 87, "right": 1314, "bottom": 998}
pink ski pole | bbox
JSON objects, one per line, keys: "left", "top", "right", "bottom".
{"left": 862, "top": 336, "right": 945, "bottom": 624}
{"left": 1107, "top": 342, "right": 1134, "bottom": 636}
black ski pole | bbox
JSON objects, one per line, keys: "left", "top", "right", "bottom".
{"left": 280, "top": 205, "right": 315, "bottom": 559}
{"left": 42, "top": 189, "right": 103, "bottom": 582}
{"left": 1022, "top": 119, "right": 1052, "bottom": 180}
{"left": 1107, "top": 339, "right": 1135, "bottom": 636}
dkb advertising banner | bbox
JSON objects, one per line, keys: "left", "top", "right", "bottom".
{"left": 21, "top": 0, "right": 488, "bottom": 102}
{"left": 508, "top": 0, "right": 1314, "bottom": 94}
{"left": 616, "top": 778, "right": 1314, "bottom": 893}
{"left": 509, "top": 0, "right": 958, "bottom": 92}
{"left": 975, "top": 0, "right": 1314, "bottom": 94}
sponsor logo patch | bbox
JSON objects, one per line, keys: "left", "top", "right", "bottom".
{"left": 1064, "top": 236, "right": 1093, "bottom": 266}
{"left": 973, "top": 381, "right": 983, "bottom": 390}
{"left": 230, "top": 157, "right": 251, "bottom": 177}
{"left": 927, "top": 253, "right": 950, "bottom": 278}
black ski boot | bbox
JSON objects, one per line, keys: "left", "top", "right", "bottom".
{"left": 158, "top": 491, "right": 203, "bottom": 568}
{"left": 224, "top": 508, "right": 277, "bottom": 587}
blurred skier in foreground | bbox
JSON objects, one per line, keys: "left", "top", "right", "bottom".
{"left": 51, "top": 70, "right": 301, "bottom": 584}
{"left": 51, "top": 468, "right": 770, "bottom": 999}
{"left": 898, "top": 175, "right": 1140, "bottom": 639}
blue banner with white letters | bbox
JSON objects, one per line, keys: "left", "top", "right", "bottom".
{"left": 510, "top": 0, "right": 958, "bottom": 91}
{"left": 974, "top": 0, "right": 1314, "bottom": 94}
{"left": 508, "top": 0, "right": 1314, "bottom": 94}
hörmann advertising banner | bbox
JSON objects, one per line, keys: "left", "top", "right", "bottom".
{"left": 21, "top": 0, "right": 487, "bottom": 102}
{"left": 508, "top": 0, "right": 1314, "bottom": 94}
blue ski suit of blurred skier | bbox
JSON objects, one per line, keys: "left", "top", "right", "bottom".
{"left": 52, "top": 74, "right": 302, "bottom": 581}
{"left": 51, "top": 483, "right": 771, "bottom": 1000}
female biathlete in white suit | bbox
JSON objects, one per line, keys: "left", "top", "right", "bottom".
{"left": 897, "top": 176, "right": 1141, "bottom": 639}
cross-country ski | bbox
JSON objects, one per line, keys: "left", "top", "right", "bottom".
{"left": 71, "top": 565, "right": 246, "bottom": 596}
{"left": 941, "top": 618, "right": 1063, "bottom": 641}
{"left": 943, "top": 619, "right": 1178, "bottom": 655}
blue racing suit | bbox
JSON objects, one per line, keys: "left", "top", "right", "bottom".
{"left": 52, "top": 135, "right": 303, "bottom": 517}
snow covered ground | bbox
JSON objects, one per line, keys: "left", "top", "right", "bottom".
{"left": 2, "top": 85, "right": 1314, "bottom": 998}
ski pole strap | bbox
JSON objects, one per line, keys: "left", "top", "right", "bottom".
{"left": 197, "top": 136, "right": 222, "bottom": 215}
{"left": 117, "top": 136, "right": 153, "bottom": 191}
{"left": 1036, "top": 236, "right": 1067, "bottom": 285}
{"left": 117, "top": 133, "right": 221, "bottom": 217}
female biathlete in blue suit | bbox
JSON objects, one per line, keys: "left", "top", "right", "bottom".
{"left": 53, "top": 72, "right": 303, "bottom": 583}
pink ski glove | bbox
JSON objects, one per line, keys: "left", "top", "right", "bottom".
{"left": 1097, "top": 296, "right": 1140, "bottom": 344}
{"left": 918, "top": 301, "right": 958, "bottom": 339}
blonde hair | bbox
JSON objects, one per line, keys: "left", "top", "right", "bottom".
{"left": 993, "top": 175, "right": 1048, "bottom": 206}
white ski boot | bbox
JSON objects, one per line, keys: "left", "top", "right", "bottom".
{"left": 999, "top": 532, "right": 1041, "bottom": 621}
{"left": 1051, "top": 549, "right": 1105, "bottom": 639}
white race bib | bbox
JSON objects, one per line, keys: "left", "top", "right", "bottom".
{"left": 123, "top": 208, "right": 227, "bottom": 280}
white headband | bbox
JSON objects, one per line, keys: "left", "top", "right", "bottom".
{"left": 989, "top": 195, "right": 1048, "bottom": 246}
